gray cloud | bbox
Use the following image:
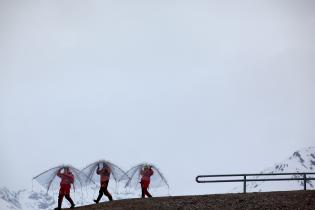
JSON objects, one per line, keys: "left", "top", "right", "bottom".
{"left": 0, "top": 0, "right": 314, "bottom": 195}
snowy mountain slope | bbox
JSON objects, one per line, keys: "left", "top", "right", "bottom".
{"left": 0, "top": 187, "right": 55, "bottom": 210}
{"left": 0, "top": 198, "right": 14, "bottom": 210}
{"left": 0, "top": 187, "right": 23, "bottom": 210}
{"left": 233, "top": 146, "right": 315, "bottom": 192}
{"left": 1, "top": 147, "right": 313, "bottom": 209}
{"left": 0, "top": 183, "right": 167, "bottom": 210}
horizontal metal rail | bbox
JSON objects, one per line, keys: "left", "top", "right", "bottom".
{"left": 196, "top": 172, "right": 315, "bottom": 193}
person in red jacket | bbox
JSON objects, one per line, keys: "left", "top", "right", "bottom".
{"left": 55, "top": 167, "right": 75, "bottom": 210}
{"left": 140, "top": 164, "right": 154, "bottom": 198}
{"left": 93, "top": 163, "right": 113, "bottom": 203}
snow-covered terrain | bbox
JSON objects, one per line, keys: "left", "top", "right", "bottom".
{"left": 0, "top": 182, "right": 168, "bottom": 210}
{"left": 233, "top": 146, "right": 315, "bottom": 193}
{"left": 0, "top": 187, "right": 57, "bottom": 210}
{"left": 1, "top": 146, "right": 314, "bottom": 210}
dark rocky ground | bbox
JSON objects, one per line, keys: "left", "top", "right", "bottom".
{"left": 72, "top": 190, "right": 314, "bottom": 210}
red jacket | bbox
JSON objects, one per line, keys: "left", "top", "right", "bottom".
{"left": 97, "top": 167, "right": 111, "bottom": 182}
{"left": 140, "top": 168, "right": 154, "bottom": 182}
{"left": 57, "top": 170, "right": 74, "bottom": 185}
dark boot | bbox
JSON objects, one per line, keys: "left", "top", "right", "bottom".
{"left": 146, "top": 191, "right": 152, "bottom": 198}
{"left": 65, "top": 194, "right": 75, "bottom": 208}
{"left": 142, "top": 188, "right": 152, "bottom": 198}
{"left": 55, "top": 194, "right": 63, "bottom": 209}
{"left": 94, "top": 190, "right": 103, "bottom": 204}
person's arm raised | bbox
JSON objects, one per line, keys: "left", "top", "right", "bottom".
{"left": 96, "top": 167, "right": 101, "bottom": 175}
{"left": 56, "top": 169, "right": 62, "bottom": 178}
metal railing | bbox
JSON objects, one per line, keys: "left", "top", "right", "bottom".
{"left": 196, "top": 172, "right": 315, "bottom": 193}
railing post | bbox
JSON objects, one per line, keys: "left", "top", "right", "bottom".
{"left": 303, "top": 173, "right": 307, "bottom": 190}
{"left": 243, "top": 175, "right": 247, "bottom": 193}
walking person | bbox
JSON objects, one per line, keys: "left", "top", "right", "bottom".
{"left": 93, "top": 163, "right": 113, "bottom": 203}
{"left": 55, "top": 167, "right": 75, "bottom": 210}
{"left": 140, "top": 164, "right": 154, "bottom": 198}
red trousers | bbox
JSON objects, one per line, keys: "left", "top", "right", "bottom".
{"left": 57, "top": 184, "right": 74, "bottom": 208}
{"left": 59, "top": 183, "right": 71, "bottom": 195}
{"left": 140, "top": 180, "right": 152, "bottom": 198}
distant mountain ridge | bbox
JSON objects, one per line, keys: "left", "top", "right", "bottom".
{"left": 233, "top": 146, "right": 315, "bottom": 192}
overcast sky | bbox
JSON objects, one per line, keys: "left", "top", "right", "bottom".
{"left": 0, "top": 0, "right": 314, "bottom": 195}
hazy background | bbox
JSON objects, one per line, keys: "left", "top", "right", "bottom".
{"left": 0, "top": 0, "right": 314, "bottom": 195}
